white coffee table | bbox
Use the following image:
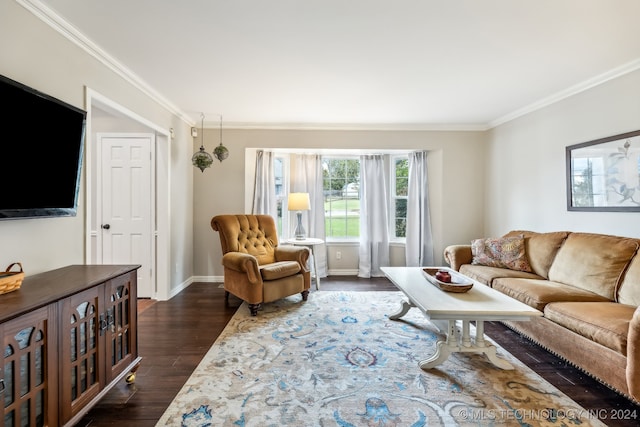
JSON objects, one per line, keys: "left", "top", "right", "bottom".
{"left": 286, "top": 238, "right": 324, "bottom": 290}
{"left": 381, "top": 266, "right": 542, "bottom": 370}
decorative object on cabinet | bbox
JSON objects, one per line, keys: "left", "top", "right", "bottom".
{"left": 0, "top": 262, "right": 24, "bottom": 295}
{"left": 566, "top": 129, "right": 640, "bottom": 211}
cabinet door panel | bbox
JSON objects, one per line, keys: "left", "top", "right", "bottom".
{"left": 59, "top": 287, "right": 103, "bottom": 423}
{"left": 1, "top": 306, "right": 57, "bottom": 427}
{"left": 104, "top": 271, "right": 138, "bottom": 382}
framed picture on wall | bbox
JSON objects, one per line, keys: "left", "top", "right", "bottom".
{"left": 566, "top": 130, "right": 640, "bottom": 212}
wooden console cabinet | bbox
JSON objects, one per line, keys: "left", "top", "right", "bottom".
{"left": 0, "top": 265, "right": 141, "bottom": 427}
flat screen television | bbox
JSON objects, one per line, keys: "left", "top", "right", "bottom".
{"left": 0, "top": 74, "right": 86, "bottom": 220}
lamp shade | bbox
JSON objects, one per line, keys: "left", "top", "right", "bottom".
{"left": 288, "top": 193, "right": 310, "bottom": 211}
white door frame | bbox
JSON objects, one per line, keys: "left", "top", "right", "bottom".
{"left": 85, "top": 88, "right": 171, "bottom": 300}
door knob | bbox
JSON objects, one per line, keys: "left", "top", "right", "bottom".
{"left": 101, "top": 224, "right": 111, "bottom": 230}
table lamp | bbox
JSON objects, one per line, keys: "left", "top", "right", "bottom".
{"left": 288, "top": 192, "right": 310, "bottom": 240}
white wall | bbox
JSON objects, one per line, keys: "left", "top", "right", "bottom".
{"left": 0, "top": 1, "right": 194, "bottom": 296}
{"left": 193, "top": 129, "right": 486, "bottom": 277}
{"left": 485, "top": 69, "right": 640, "bottom": 238}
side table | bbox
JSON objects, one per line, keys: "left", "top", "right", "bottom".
{"left": 287, "top": 238, "right": 324, "bottom": 290}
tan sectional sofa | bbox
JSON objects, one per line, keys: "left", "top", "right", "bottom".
{"left": 444, "top": 230, "right": 640, "bottom": 403}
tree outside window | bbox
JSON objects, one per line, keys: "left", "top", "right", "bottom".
{"left": 322, "top": 158, "right": 360, "bottom": 239}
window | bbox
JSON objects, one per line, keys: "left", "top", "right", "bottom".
{"left": 391, "top": 156, "right": 408, "bottom": 238}
{"left": 266, "top": 151, "right": 412, "bottom": 242}
{"left": 322, "top": 157, "right": 360, "bottom": 239}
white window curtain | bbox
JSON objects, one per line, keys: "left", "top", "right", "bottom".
{"left": 358, "top": 154, "right": 390, "bottom": 278}
{"left": 292, "top": 154, "right": 327, "bottom": 278}
{"left": 405, "top": 150, "right": 434, "bottom": 266}
{"left": 251, "top": 150, "right": 277, "bottom": 217}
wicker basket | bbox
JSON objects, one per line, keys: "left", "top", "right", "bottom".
{"left": 422, "top": 267, "right": 473, "bottom": 293}
{"left": 0, "top": 262, "right": 24, "bottom": 295}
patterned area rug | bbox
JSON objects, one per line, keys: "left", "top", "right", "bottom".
{"left": 156, "top": 291, "right": 606, "bottom": 426}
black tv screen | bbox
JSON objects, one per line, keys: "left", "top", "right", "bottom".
{"left": 0, "top": 74, "right": 86, "bottom": 220}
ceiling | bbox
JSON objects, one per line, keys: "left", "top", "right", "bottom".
{"left": 31, "top": 0, "right": 640, "bottom": 129}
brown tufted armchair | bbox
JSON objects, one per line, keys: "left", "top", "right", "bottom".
{"left": 211, "top": 214, "right": 311, "bottom": 315}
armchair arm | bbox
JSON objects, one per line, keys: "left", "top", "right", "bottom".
{"left": 275, "top": 245, "right": 310, "bottom": 271}
{"left": 222, "top": 252, "right": 261, "bottom": 283}
{"left": 626, "top": 306, "right": 640, "bottom": 401}
{"left": 443, "top": 244, "right": 473, "bottom": 271}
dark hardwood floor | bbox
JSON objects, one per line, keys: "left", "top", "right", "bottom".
{"left": 76, "top": 277, "right": 639, "bottom": 426}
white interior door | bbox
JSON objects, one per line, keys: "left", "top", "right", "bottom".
{"left": 100, "top": 134, "right": 153, "bottom": 298}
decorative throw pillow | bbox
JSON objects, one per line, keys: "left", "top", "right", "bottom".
{"left": 471, "top": 235, "right": 533, "bottom": 272}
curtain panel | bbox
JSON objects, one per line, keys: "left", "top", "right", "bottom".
{"left": 292, "top": 154, "right": 328, "bottom": 278}
{"left": 406, "top": 150, "right": 434, "bottom": 266}
{"left": 251, "top": 150, "right": 277, "bottom": 217}
{"left": 358, "top": 154, "right": 390, "bottom": 277}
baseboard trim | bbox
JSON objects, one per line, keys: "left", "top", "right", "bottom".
{"left": 166, "top": 276, "right": 224, "bottom": 300}
{"left": 327, "top": 269, "right": 359, "bottom": 276}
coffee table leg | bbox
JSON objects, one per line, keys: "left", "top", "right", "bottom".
{"left": 419, "top": 341, "right": 453, "bottom": 369}
{"left": 419, "top": 319, "right": 457, "bottom": 369}
{"left": 418, "top": 319, "right": 515, "bottom": 370}
{"left": 388, "top": 299, "right": 414, "bottom": 320}
{"left": 475, "top": 320, "right": 485, "bottom": 346}
{"left": 462, "top": 320, "right": 471, "bottom": 347}
{"left": 474, "top": 320, "right": 514, "bottom": 370}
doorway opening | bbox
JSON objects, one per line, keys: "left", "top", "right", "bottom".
{"left": 85, "top": 88, "right": 170, "bottom": 300}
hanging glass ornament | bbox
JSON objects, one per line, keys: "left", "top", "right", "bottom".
{"left": 192, "top": 113, "right": 213, "bottom": 172}
{"left": 213, "top": 144, "right": 229, "bottom": 162}
{"left": 192, "top": 146, "right": 213, "bottom": 172}
{"left": 213, "top": 115, "right": 229, "bottom": 162}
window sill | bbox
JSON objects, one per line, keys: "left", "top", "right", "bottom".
{"left": 323, "top": 240, "right": 406, "bottom": 247}
{"left": 324, "top": 240, "right": 359, "bottom": 246}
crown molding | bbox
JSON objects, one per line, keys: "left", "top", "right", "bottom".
{"left": 489, "top": 58, "right": 640, "bottom": 128}
{"left": 18, "top": 0, "right": 194, "bottom": 126}
{"left": 210, "top": 122, "right": 489, "bottom": 131}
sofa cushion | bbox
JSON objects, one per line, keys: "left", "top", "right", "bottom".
{"left": 260, "top": 261, "right": 301, "bottom": 281}
{"left": 503, "top": 230, "right": 569, "bottom": 278}
{"left": 492, "top": 278, "right": 610, "bottom": 311}
{"left": 547, "top": 233, "right": 639, "bottom": 300}
{"left": 459, "top": 264, "right": 541, "bottom": 287}
{"left": 544, "top": 302, "right": 636, "bottom": 355}
{"left": 617, "top": 251, "right": 640, "bottom": 306}
{"left": 471, "top": 235, "right": 533, "bottom": 272}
